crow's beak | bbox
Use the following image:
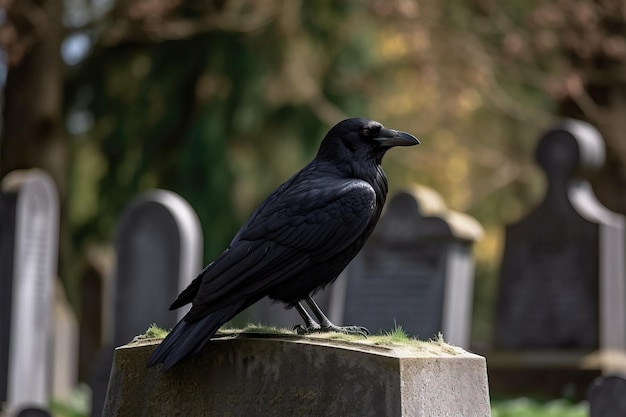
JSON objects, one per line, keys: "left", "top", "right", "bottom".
{"left": 375, "top": 128, "right": 420, "bottom": 147}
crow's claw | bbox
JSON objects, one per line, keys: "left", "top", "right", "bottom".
{"left": 294, "top": 323, "right": 369, "bottom": 337}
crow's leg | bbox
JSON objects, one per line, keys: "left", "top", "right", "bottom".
{"left": 293, "top": 301, "right": 321, "bottom": 334}
{"left": 301, "top": 296, "right": 369, "bottom": 337}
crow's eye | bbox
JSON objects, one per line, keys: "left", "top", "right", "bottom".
{"left": 361, "top": 128, "right": 370, "bottom": 137}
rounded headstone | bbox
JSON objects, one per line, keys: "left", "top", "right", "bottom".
{"left": 16, "top": 407, "right": 52, "bottom": 417}
{"left": 536, "top": 120, "right": 605, "bottom": 179}
{"left": 588, "top": 375, "right": 626, "bottom": 417}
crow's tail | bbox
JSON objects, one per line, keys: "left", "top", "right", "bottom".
{"left": 146, "top": 302, "right": 244, "bottom": 371}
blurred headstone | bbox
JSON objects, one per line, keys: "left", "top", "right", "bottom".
{"left": 0, "top": 181, "right": 17, "bottom": 405}
{"left": 247, "top": 288, "right": 333, "bottom": 329}
{"left": 78, "top": 246, "right": 114, "bottom": 382}
{"left": 494, "top": 119, "right": 626, "bottom": 351}
{"left": 52, "top": 280, "right": 79, "bottom": 402}
{"left": 338, "top": 186, "right": 482, "bottom": 347}
{"left": 91, "top": 190, "right": 203, "bottom": 417}
{"left": 0, "top": 169, "right": 59, "bottom": 414}
{"left": 112, "top": 189, "right": 203, "bottom": 346}
{"left": 16, "top": 407, "right": 53, "bottom": 417}
{"left": 588, "top": 375, "right": 626, "bottom": 417}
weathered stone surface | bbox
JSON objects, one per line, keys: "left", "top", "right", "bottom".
{"left": 103, "top": 334, "right": 490, "bottom": 417}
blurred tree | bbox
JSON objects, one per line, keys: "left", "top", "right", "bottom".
{"left": 0, "top": 0, "right": 66, "bottom": 194}
{"left": 3, "top": 0, "right": 625, "bottom": 343}
{"left": 66, "top": 0, "right": 374, "bottom": 266}
{"left": 0, "top": 0, "right": 71, "bottom": 293}
{"left": 464, "top": 0, "right": 626, "bottom": 214}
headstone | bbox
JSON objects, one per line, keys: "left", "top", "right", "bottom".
{"left": 0, "top": 182, "right": 17, "bottom": 406}
{"left": 91, "top": 190, "right": 203, "bottom": 417}
{"left": 52, "top": 280, "right": 79, "bottom": 402}
{"left": 336, "top": 186, "right": 482, "bottom": 347}
{"left": 103, "top": 335, "right": 491, "bottom": 417}
{"left": 0, "top": 169, "right": 59, "bottom": 414}
{"left": 494, "top": 119, "right": 626, "bottom": 351}
{"left": 112, "top": 189, "right": 203, "bottom": 346}
{"left": 588, "top": 375, "right": 626, "bottom": 417}
{"left": 247, "top": 286, "right": 333, "bottom": 329}
{"left": 16, "top": 407, "right": 53, "bottom": 417}
{"left": 78, "top": 246, "right": 114, "bottom": 382}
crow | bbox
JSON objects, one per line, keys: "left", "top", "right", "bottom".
{"left": 147, "top": 117, "right": 419, "bottom": 370}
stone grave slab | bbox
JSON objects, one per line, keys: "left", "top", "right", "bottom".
{"left": 0, "top": 169, "right": 59, "bottom": 414}
{"left": 91, "top": 190, "right": 203, "bottom": 417}
{"left": 588, "top": 374, "right": 626, "bottom": 417}
{"left": 495, "top": 119, "right": 626, "bottom": 351}
{"left": 339, "top": 186, "right": 483, "bottom": 347}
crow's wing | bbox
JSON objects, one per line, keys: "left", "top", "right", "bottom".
{"left": 184, "top": 175, "right": 376, "bottom": 321}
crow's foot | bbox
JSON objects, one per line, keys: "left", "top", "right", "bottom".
{"left": 294, "top": 323, "right": 369, "bottom": 337}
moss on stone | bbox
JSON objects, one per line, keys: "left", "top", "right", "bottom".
{"left": 134, "top": 323, "right": 463, "bottom": 357}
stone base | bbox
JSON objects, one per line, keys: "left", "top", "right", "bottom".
{"left": 486, "top": 349, "right": 626, "bottom": 400}
{"left": 103, "top": 333, "right": 490, "bottom": 417}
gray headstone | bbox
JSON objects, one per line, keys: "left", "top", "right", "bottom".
{"left": 112, "top": 190, "right": 203, "bottom": 346}
{"left": 91, "top": 190, "right": 203, "bottom": 417}
{"left": 337, "top": 186, "right": 483, "bottom": 347}
{"left": 495, "top": 119, "right": 626, "bottom": 350}
{"left": 0, "top": 169, "right": 59, "bottom": 414}
{"left": 588, "top": 375, "right": 626, "bottom": 417}
{"left": 52, "top": 280, "right": 79, "bottom": 402}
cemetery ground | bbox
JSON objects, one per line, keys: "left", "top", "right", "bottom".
{"left": 4, "top": 120, "right": 626, "bottom": 416}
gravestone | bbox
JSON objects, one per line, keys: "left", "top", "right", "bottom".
{"left": 91, "top": 190, "right": 203, "bottom": 417}
{"left": 52, "top": 280, "right": 79, "bottom": 402}
{"left": 112, "top": 189, "right": 203, "bottom": 346}
{"left": 0, "top": 180, "right": 17, "bottom": 406}
{"left": 78, "top": 246, "right": 114, "bottom": 382}
{"left": 103, "top": 335, "right": 491, "bottom": 417}
{"left": 247, "top": 284, "right": 334, "bottom": 329}
{"left": 16, "top": 408, "right": 53, "bottom": 417}
{"left": 336, "top": 186, "right": 482, "bottom": 347}
{"left": 494, "top": 119, "right": 626, "bottom": 351}
{"left": 588, "top": 375, "right": 626, "bottom": 417}
{"left": 247, "top": 187, "right": 483, "bottom": 344}
{"left": 0, "top": 169, "right": 59, "bottom": 414}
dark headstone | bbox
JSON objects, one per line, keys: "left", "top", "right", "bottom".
{"left": 338, "top": 186, "right": 482, "bottom": 347}
{"left": 78, "top": 247, "right": 113, "bottom": 382}
{"left": 112, "top": 190, "right": 202, "bottom": 346}
{"left": 0, "top": 169, "right": 59, "bottom": 413}
{"left": 247, "top": 285, "right": 333, "bottom": 329}
{"left": 0, "top": 190, "right": 17, "bottom": 405}
{"left": 495, "top": 120, "right": 626, "bottom": 350}
{"left": 588, "top": 375, "right": 626, "bottom": 417}
{"left": 91, "top": 190, "right": 202, "bottom": 417}
{"left": 16, "top": 407, "right": 53, "bottom": 417}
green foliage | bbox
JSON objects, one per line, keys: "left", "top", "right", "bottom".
{"left": 49, "top": 383, "right": 91, "bottom": 417}
{"left": 491, "top": 398, "right": 588, "bottom": 417}
{"left": 67, "top": 2, "right": 374, "bottom": 264}
{"left": 380, "top": 324, "right": 412, "bottom": 344}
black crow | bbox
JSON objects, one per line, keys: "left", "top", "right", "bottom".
{"left": 147, "top": 118, "right": 419, "bottom": 370}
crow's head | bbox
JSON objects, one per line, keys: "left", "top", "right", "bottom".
{"left": 316, "top": 118, "right": 419, "bottom": 165}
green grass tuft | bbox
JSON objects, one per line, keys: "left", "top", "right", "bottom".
{"left": 139, "top": 323, "right": 170, "bottom": 339}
